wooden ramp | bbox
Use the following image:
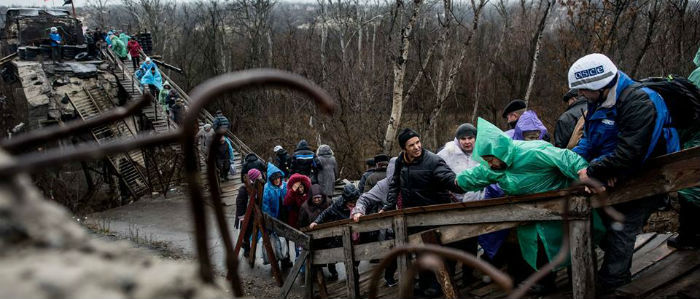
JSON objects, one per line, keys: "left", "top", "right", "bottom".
{"left": 321, "top": 233, "right": 699, "bottom": 299}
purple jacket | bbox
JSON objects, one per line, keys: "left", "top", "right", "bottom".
{"left": 513, "top": 110, "right": 548, "bottom": 141}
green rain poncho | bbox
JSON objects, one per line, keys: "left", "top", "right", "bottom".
{"left": 680, "top": 47, "right": 700, "bottom": 206}
{"left": 111, "top": 35, "right": 128, "bottom": 59}
{"left": 119, "top": 33, "right": 131, "bottom": 47}
{"left": 689, "top": 47, "right": 700, "bottom": 88}
{"left": 457, "top": 118, "right": 604, "bottom": 270}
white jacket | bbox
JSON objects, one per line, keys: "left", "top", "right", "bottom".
{"left": 437, "top": 139, "right": 484, "bottom": 201}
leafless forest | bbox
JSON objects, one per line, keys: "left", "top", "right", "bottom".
{"left": 80, "top": 0, "right": 700, "bottom": 178}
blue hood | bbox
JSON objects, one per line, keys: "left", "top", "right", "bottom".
{"left": 266, "top": 162, "right": 285, "bottom": 183}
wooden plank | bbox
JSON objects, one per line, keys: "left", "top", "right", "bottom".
{"left": 307, "top": 216, "right": 394, "bottom": 239}
{"left": 616, "top": 251, "right": 700, "bottom": 298}
{"left": 631, "top": 235, "right": 676, "bottom": 276}
{"left": 569, "top": 197, "right": 595, "bottom": 299}
{"left": 305, "top": 246, "right": 314, "bottom": 299}
{"left": 420, "top": 231, "right": 459, "bottom": 299}
{"left": 263, "top": 214, "right": 310, "bottom": 249}
{"left": 312, "top": 222, "right": 518, "bottom": 264}
{"left": 633, "top": 233, "right": 673, "bottom": 259}
{"left": 634, "top": 233, "right": 656, "bottom": 252}
{"left": 280, "top": 250, "right": 308, "bottom": 299}
{"left": 393, "top": 215, "right": 408, "bottom": 287}
{"left": 342, "top": 226, "right": 360, "bottom": 299}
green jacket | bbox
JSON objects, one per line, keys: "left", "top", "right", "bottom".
{"left": 689, "top": 47, "right": 700, "bottom": 88}
{"left": 457, "top": 118, "right": 604, "bottom": 270}
{"left": 111, "top": 35, "right": 127, "bottom": 59}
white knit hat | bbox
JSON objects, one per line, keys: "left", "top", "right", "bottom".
{"left": 568, "top": 53, "right": 618, "bottom": 90}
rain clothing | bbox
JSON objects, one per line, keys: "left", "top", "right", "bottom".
{"left": 158, "top": 82, "right": 172, "bottom": 110}
{"left": 383, "top": 149, "right": 462, "bottom": 210}
{"left": 437, "top": 139, "right": 483, "bottom": 202}
{"left": 689, "top": 47, "right": 700, "bottom": 88}
{"left": 140, "top": 60, "right": 158, "bottom": 72}
{"left": 554, "top": 97, "right": 587, "bottom": 148}
{"left": 105, "top": 31, "right": 113, "bottom": 46}
{"left": 456, "top": 118, "right": 604, "bottom": 270}
{"left": 110, "top": 35, "right": 128, "bottom": 59}
{"left": 513, "top": 110, "right": 548, "bottom": 141}
{"left": 283, "top": 173, "right": 312, "bottom": 228}
{"left": 316, "top": 145, "right": 337, "bottom": 197}
{"left": 290, "top": 140, "right": 322, "bottom": 183}
{"left": 119, "top": 33, "right": 130, "bottom": 47}
{"left": 140, "top": 69, "right": 163, "bottom": 91}
{"left": 573, "top": 71, "right": 680, "bottom": 181}
{"left": 263, "top": 163, "right": 287, "bottom": 219}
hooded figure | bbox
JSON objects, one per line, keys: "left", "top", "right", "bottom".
{"left": 263, "top": 163, "right": 287, "bottom": 220}
{"left": 110, "top": 35, "right": 128, "bottom": 59}
{"left": 158, "top": 82, "right": 172, "bottom": 110}
{"left": 140, "top": 68, "right": 163, "bottom": 90}
{"left": 690, "top": 47, "right": 700, "bottom": 88}
{"left": 105, "top": 31, "right": 113, "bottom": 46}
{"left": 298, "top": 184, "right": 330, "bottom": 229}
{"left": 283, "top": 173, "right": 312, "bottom": 228}
{"left": 513, "top": 110, "right": 548, "bottom": 141}
{"left": 313, "top": 184, "right": 360, "bottom": 224}
{"left": 290, "top": 140, "right": 322, "bottom": 183}
{"left": 140, "top": 58, "right": 158, "bottom": 72}
{"left": 316, "top": 145, "right": 337, "bottom": 196}
{"left": 456, "top": 118, "right": 604, "bottom": 271}
{"left": 119, "top": 33, "right": 130, "bottom": 46}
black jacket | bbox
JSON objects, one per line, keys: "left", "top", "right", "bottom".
{"left": 290, "top": 140, "right": 322, "bottom": 183}
{"left": 554, "top": 97, "right": 587, "bottom": 148}
{"left": 382, "top": 149, "right": 461, "bottom": 210}
{"left": 363, "top": 167, "right": 387, "bottom": 193}
{"left": 314, "top": 197, "right": 351, "bottom": 224}
{"left": 274, "top": 149, "right": 292, "bottom": 178}
{"left": 240, "top": 153, "right": 267, "bottom": 183}
{"left": 357, "top": 168, "right": 375, "bottom": 193}
{"left": 587, "top": 86, "right": 667, "bottom": 181}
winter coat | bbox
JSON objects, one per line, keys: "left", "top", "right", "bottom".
{"left": 316, "top": 145, "right": 337, "bottom": 196}
{"left": 105, "top": 32, "right": 113, "bottom": 46}
{"left": 274, "top": 149, "right": 292, "bottom": 178}
{"left": 110, "top": 35, "right": 127, "bottom": 59}
{"left": 127, "top": 39, "right": 142, "bottom": 58}
{"left": 362, "top": 167, "right": 386, "bottom": 194}
{"left": 212, "top": 115, "right": 230, "bottom": 131}
{"left": 382, "top": 149, "right": 462, "bottom": 210}
{"left": 214, "top": 139, "right": 231, "bottom": 162}
{"left": 224, "top": 137, "right": 234, "bottom": 162}
{"left": 49, "top": 32, "right": 61, "bottom": 46}
{"left": 263, "top": 163, "right": 287, "bottom": 220}
{"left": 170, "top": 102, "right": 185, "bottom": 124}
{"left": 235, "top": 185, "right": 250, "bottom": 218}
{"left": 437, "top": 139, "right": 484, "bottom": 202}
{"left": 240, "top": 153, "right": 266, "bottom": 183}
{"left": 513, "top": 110, "right": 548, "bottom": 141}
{"left": 283, "top": 173, "right": 312, "bottom": 228}
{"left": 314, "top": 197, "right": 352, "bottom": 224}
{"left": 140, "top": 69, "right": 163, "bottom": 90}
{"left": 690, "top": 47, "right": 700, "bottom": 88}
{"left": 357, "top": 169, "right": 375, "bottom": 193}
{"left": 354, "top": 158, "right": 396, "bottom": 216}
{"left": 196, "top": 127, "right": 214, "bottom": 152}
{"left": 290, "top": 140, "right": 322, "bottom": 183}
{"left": 298, "top": 185, "right": 330, "bottom": 228}
{"left": 554, "top": 98, "right": 587, "bottom": 148}
{"left": 573, "top": 71, "right": 680, "bottom": 181}
{"left": 457, "top": 118, "right": 603, "bottom": 270}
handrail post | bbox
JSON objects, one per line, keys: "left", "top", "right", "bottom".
{"left": 569, "top": 196, "right": 595, "bottom": 299}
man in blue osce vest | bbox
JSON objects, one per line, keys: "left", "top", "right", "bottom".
{"left": 568, "top": 53, "right": 680, "bottom": 294}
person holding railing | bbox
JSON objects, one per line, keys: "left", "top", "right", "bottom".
{"left": 140, "top": 67, "right": 163, "bottom": 98}
{"left": 127, "top": 37, "right": 143, "bottom": 69}
{"left": 110, "top": 34, "right": 128, "bottom": 60}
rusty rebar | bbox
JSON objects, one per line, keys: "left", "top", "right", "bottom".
{"left": 207, "top": 129, "right": 243, "bottom": 297}
{"left": 367, "top": 244, "right": 513, "bottom": 299}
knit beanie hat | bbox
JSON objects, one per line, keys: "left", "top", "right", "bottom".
{"left": 455, "top": 123, "right": 477, "bottom": 139}
{"left": 397, "top": 128, "right": 420, "bottom": 149}
{"left": 341, "top": 184, "right": 360, "bottom": 203}
{"left": 247, "top": 168, "right": 262, "bottom": 181}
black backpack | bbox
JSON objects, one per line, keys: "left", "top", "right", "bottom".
{"left": 636, "top": 75, "right": 700, "bottom": 129}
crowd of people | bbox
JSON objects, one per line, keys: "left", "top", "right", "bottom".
{"left": 225, "top": 51, "right": 700, "bottom": 297}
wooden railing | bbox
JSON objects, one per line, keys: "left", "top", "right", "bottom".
{"left": 263, "top": 146, "right": 700, "bottom": 299}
